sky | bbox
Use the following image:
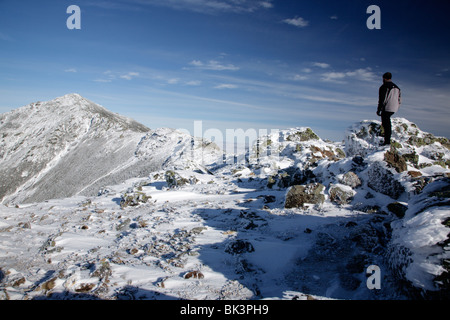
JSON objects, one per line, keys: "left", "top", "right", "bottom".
{"left": 1, "top": 0, "right": 449, "bottom": 144}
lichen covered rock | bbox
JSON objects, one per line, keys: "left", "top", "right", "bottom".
{"left": 284, "top": 183, "right": 325, "bottom": 208}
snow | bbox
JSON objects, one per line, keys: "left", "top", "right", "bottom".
{"left": 0, "top": 95, "right": 449, "bottom": 300}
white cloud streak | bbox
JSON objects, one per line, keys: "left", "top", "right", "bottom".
{"left": 214, "top": 83, "right": 238, "bottom": 89}
{"left": 189, "top": 60, "right": 239, "bottom": 71}
{"left": 321, "top": 68, "right": 377, "bottom": 83}
{"left": 120, "top": 72, "right": 140, "bottom": 80}
{"left": 283, "top": 17, "right": 309, "bottom": 28}
{"left": 114, "top": 0, "right": 274, "bottom": 14}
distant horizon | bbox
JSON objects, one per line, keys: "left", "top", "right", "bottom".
{"left": 1, "top": 0, "right": 449, "bottom": 142}
{"left": 4, "top": 93, "right": 448, "bottom": 156}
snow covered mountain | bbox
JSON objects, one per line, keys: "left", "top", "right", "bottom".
{"left": 0, "top": 94, "right": 221, "bottom": 205}
{"left": 0, "top": 95, "right": 449, "bottom": 301}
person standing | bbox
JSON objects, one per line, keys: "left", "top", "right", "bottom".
{"left": 377, "top": 72, "right": 402, "bottom": 145}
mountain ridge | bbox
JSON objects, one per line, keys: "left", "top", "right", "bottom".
{"left": 0, "top": 94, "right": 220, "bottom": 204}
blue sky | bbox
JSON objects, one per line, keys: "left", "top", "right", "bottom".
{"left": 1, "top": 0, "right": 449, "bottom": 142}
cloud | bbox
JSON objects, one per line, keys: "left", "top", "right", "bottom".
{"left": 167, "top": 78, "right": 180, "bottom": 84}
{"left": 64, "top": 68, "right": 77, "bottom": 73}
{"left": 185, "top": 80, "right": 202, "bottom": 86}
{"left": 312, "top": 62, "right": 330, "bottom": 69}
{"left": 125, "top": 0, "right": 274, "bottom": 14}
{"left": 292, "top": 74, "right": 308, "bottom": 81}
{"left": 93, "top": 79, "right": 112, "bottom": 83}
{"left": 321, "top": 72, "right": 346, "bottom": 83}
{"left": 283, "top": 17, "right": 309, "bottom": 28}
{"left": 189, "top": 60, "right": 239, "bottom": 71}
{"left": 214, "top": 84, "right": 238, "bottom": 89}
{"left": 321, "top": 68, "right": 377, "bottom": 83}
{"left": 120, "top": 72, "right": 140, "bottom": 80}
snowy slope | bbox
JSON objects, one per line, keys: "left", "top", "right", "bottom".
{"left": 0, "top": 94, "right": 222, "bottom": 205}
{"left": 0, "top": 96, "right": 449, "bottom": 300}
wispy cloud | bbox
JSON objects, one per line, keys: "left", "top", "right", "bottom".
{"left": 312, "top": 62, "right": 330, "bottom": 69}
{"left": 120, "top": 72, "right": 140, "bottom": 80}
{"left": 167, "top": 78, "right": 180, "bottom": 84}
{"left": 92, "top": 70, "right": 140, "bottom": 82}
{"left": 93, "top": 79, "right": 112, "bottom": 83}
{"left": 64, "top": 68, "right": 77, "bottom": 73}
{"left": 107, "top": 0, "right": 274, "bottom": 14}
{"left": 214, "top": 83, "right": 238, "bottom": 89}
{"left": 283, "top": 16, "right": 309, "bottom": 28}
{"left": 321, "top": 68, "right": 377, "bottom": 84}
{"left": 188, "top": 60, "right": 239, "bottom": 71}
{"left": 185, "top": 80, "right": 202, "bottom": 86}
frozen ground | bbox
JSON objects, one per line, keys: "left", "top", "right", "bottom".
{"left": 0, "top": 170, "right": 402, "bottom": 300}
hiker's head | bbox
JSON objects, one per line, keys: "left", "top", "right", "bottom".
{"left": 383, "top": 72, "right": 392, "bottom": 82}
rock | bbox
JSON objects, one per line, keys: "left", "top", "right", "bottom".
{"left": 340, "top": 171, "right": 361, "bottom": 188}
{"left": 387, "top": 202, "right": 408, "bottom": 218}
{"left": 284, "top": 183, "right": 325, "bottom": 209}
{"left": 384, "top": 149, "right": 408, "bottom": 173}
{"left": 329, "top": 184, "right": 355, "bottom": 205}
{"left": 120, "top": 191, "right": 150, "bottom": 208}
{"left": 267, "top": 167, "right": 315, "bottom": 189}
{"left": 225, "top": 240, "right": 255, "bottom": 255}
{"left": 367, "top": 162, "right": 405, "bottom": 200}
{"left": 408, "top": 170, "right": 422, "bottom": 178}
{"left": 286, "top": 128, "right": 320, "bottom": 142}
{"left": 165, "top": 170, "right": 189, "bottom": 188}
{"left": 184, "top": 271, "right": 204, "bottom": 279}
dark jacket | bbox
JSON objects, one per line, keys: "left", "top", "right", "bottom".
{"left": 378, "top": 80, "right": 401, "bottom": 113}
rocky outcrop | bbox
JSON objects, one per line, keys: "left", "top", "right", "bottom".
{"left": 284, "top": 183, "right": 325, "bottom": 208}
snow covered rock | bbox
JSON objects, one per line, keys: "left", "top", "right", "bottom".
{"left": 284, "top": 183, "right": 325, "bottom": 208}
{"left": 329, "top": 184, "right": 355, "bottom": 205}
{"left": 388, "top": 178, "right": 450, "bottom": 296}
{"left": 367, "top": 162, "right": 405, "bottom": 200}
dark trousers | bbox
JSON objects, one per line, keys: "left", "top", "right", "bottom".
{"left": 381, "top": 111, "right": 395, "bottom": 145}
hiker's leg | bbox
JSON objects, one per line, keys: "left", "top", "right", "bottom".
{"left": 381, "top": 111, "right": 394, "bottom": 145}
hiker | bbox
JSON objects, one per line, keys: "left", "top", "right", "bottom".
{"left": 377, "top": 72, "right": 401, "bottom": 146}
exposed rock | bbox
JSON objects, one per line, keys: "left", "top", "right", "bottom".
{"left": 267, "top": 167, "right": 315, "bottom": 189}
{"left": 284, "top": 183, "right": 325, "bottom": 208}
{"left": 387, "top": 202, "right": 408, "bottom": 218}
{"left": 225, "top": 240, "right": 255, "bottom": 255}
{"left": 339, "top": 171, "right": 361, "bottom": 188}
{"left": 120, "top": 191, "right": 150, "bottom": 208}
{"left": 367, "top": 162, "right": 405, "bottom": 200}
{"left": 384, "top": 149, "right": 408, "bottom": 173}
{"left": 286, "top": 128, "right": 320, "bottom": 142}
{"left": 329, "top": 184, "right": 355, "bottom": 205}
{"left": 165, "top": 170, "right": 190, "bottom": 188}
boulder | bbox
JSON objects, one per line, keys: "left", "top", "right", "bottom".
{"left": 284, "top": 183, "right": 325, "bottom": 208}
{"left": 367, "top": 162, "right": 405, "bottom": 200}
{"left": 340, "top": 171, "right": 361, "bottom": 188}
{"left": 329, "top": 184, "right": 355, "bottom": 205}
{"left": 384, "top": 149, "right": 407, "bottom": 173}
